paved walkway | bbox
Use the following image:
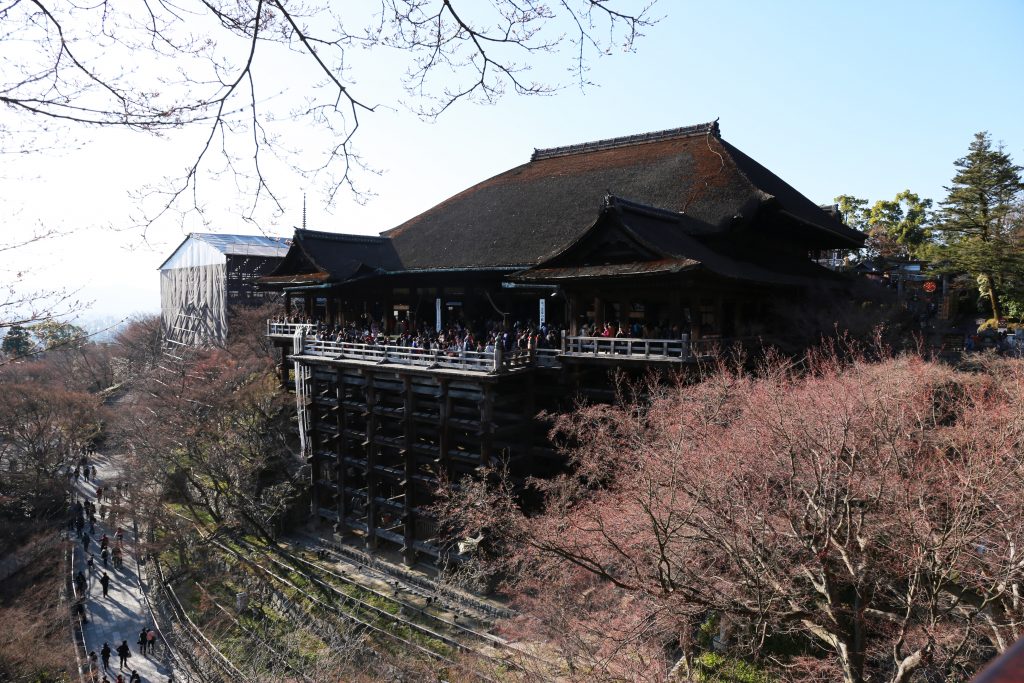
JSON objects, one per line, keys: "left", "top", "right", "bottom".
{"left": 72, "top": 453, "right": 173, "bottom": 683}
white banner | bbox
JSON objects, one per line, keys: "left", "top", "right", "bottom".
{"left": 435, "top": 297, "right": 442, "bottom": 332}
{"left": 539, "top": 298, "right": 546, "bottom": 326}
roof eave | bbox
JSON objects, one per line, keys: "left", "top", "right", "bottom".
{"left": 776, "top": 209, "right": 865, "bottom": 249}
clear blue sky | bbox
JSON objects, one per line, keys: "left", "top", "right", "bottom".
{"left": 4, "top": 0, "right": 1022, "bottom": 319}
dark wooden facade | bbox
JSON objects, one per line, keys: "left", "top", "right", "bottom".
{"left": 261, "top": 121, "right": 865, "bottom": 564}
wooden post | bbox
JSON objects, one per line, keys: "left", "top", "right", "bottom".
{"left": 439, "top": 379, "right": 451, "bottom": 480}
{"left": 309, "top": 373, "right": 321, "bottom": 523}
{"left": 480, "top": 384, "right": 495, "bottom": 469}
{"left": 335, "top": 369, "right": 347, "bottom": 537}
{"left": 524, "top": 373, "right": 536, "bottom": 471}
{"left": 669, "top": 289, "right": 681, "bottom": 331}
{"left": 567, "top": 292, "right": 580, "bottom": 335}
{"left": 364, "top": 370, "right": 378, "bottom": 550}
{"left": 402, "top": 376, "right": 416, "bottom": 566}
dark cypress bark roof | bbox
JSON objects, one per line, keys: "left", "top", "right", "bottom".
{"left": 261, "top": 229, "right": 400, "bottom": 286}
{"left": 515, "top": 196, "right": 841, "bottom": 286}
{"left": 264, "top": 122, "right": 864, "bottom": 287}
{"left": 383, "top": 121, "right": 862, "bottom": 271}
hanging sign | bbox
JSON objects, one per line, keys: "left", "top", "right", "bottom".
{"left": 539, "top": 298, "right": 546, "bottom": 325}
{"left": 435, "top": 297, "right": 442, "bottom": 332}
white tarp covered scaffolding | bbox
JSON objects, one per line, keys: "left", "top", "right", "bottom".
{"left": 159, "top": 233, "right": 289, "bottom": 346}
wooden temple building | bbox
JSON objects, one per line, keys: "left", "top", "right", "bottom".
{"left": 260, "top": 121, "right": 865, "bottom": 564}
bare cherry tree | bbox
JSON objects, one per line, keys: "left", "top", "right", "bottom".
{"left": 3, "top": 0, "right": 657, "bottom": 228}
{"left": 438, "top": 351, "right": 1024, "bottom": 683}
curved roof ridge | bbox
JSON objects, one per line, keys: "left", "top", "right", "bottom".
{"left": 531, "top": 120, "right": 720, "bottom": 161}
{"left": 295, "top": 228, "right": 387, "bottom": 244}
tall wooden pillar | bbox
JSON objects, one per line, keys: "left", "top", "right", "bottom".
{"left": 383, "top": 294, "right": 393, "bottom": 335}
{"left": 669, "top": 290, "right": 682, "bottom": 331}
{"left": 523, "top": 373, "right": 536, "bottom": 469}
{"left": 439, "top": 379, "right": 451, "bottom": 479}
{"left": 480, "top": 384, "right": 495, "bottom": 469}
{"left": 308, "top": 374, "right": 321, "bottom": 521}
{"left": 567, "top": 292, "right": 580, "bottom": 335}
{"left": 402, "top": 376, "right": 416, "bottom": 565}
{"left": 326, "top": 296, "right": 337, "bottom": 325}
{"left": 363, "top": 370, "right": 378, "bottom": 549}
{"left": 335, "top": 369, "right": 347, "bottom": 536}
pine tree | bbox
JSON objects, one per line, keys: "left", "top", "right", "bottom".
{"left": 1, "top": 325, "right": 35, "bottom": 357}
{"left": 936, "top": 132, "right": 1023, "bottom": 320}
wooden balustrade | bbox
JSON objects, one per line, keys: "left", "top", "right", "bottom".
{"left": 266, "top": 321, "right": 316, "bottom": 336}
{"left": 271, "top": 321, "right": 754, "bottom": 373}
{"left": 562, "top": 335, "right": 692, "bottom": 359}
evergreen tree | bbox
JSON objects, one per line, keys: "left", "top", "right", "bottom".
{"left": 935, "top": 132, "right": 1023, "bottom": 320}
{"left": 1, "top": 325, "right": 35, "bottom": 357}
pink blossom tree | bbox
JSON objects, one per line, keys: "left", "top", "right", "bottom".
{"left": 438, "top": 351, "right": 1024, "bottom": 682}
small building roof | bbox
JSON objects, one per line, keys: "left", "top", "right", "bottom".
{"left": 259, "top": 229, "right": 399, "bottom": 286}
{"left": 158, "top": 233, "right": 291, "bottom": 270}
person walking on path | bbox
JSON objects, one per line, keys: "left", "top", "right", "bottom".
{"left": 99, "top": 571, "right": 111, "bottom": 597}
{"left": 138, "top": 629, "right": 147, "bottom": 655}
{"left": 146, "top": 628, "right": 156, "bottom": 654}
{"left": 117, "top": 640, "right": 131, "bottom": 670}
{"left": 101, "top": 642, "right": 112, "bottom": 670}
{"left": 75, "top": 570, "right": 88, "bottom": 596}
{"left": 129, "top": 670, "right": 141, "bottom": 683}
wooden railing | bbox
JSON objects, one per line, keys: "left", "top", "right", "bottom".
{"left": 266, "top": 321, "right": 315, "bottom": 336}
{"left": 272, "top": 322, "right": 753, "bottom": 373}
{"left": 301, "top": 338, "right": 526, "bottom": 373}
{"left": 562, "top": 335, "right": 692, "bottom": 359}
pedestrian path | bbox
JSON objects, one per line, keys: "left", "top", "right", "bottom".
{"left": 72, "top": 453, "right": 173, "bottom": 683}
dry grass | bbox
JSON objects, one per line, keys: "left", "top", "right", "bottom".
{"left": 0, "top": 533, "right": 74, "bottom": 682}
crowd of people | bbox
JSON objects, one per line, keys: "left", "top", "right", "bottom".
{"left": 68, "top": 451, "right": 169, "bottom": 683}
{"left": 275, "top": 315, "right": 564, "bottom": 355}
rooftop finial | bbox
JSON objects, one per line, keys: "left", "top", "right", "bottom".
{"left": 302, "top": 193, "right": 307, "bottom": 230}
